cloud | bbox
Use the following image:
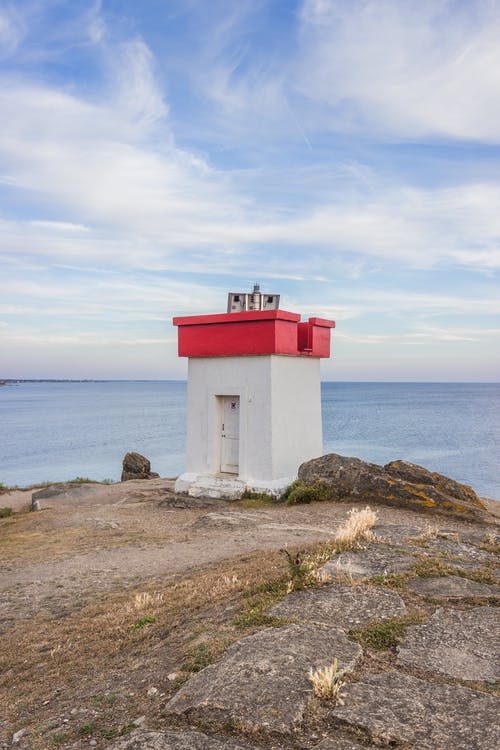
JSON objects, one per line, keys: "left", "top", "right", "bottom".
{"left": 297, "top": 0, "right": 500, "bottom": 142}
{"left": 1, "top": 4, "right": 499, "bottom": 278}
{"left": 335, "top": 326, "right": 500, "bottom": 345}
{"left": 0, "top": 329, "right": 174, "bottom": 346}
{"left": 0, "top": 4, "right": 26, "bottom": 57}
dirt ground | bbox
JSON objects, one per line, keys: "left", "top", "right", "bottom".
{"left": 0, "top": 479, "right": 498, "bottom": 750}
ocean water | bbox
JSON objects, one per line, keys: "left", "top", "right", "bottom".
{"left": 0, "top": 381, "right": 498, "bottom": 498}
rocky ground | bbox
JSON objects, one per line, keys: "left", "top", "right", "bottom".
{"left": 0, "top": 477, "right": 498, "bottom": 750}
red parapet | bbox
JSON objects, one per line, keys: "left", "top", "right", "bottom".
{"left": 173, "top": 309, "right": 335, "bottom": 358}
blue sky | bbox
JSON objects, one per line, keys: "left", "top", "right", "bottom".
{"left": 0, "top": 0, "right": 499, "bottom": 381}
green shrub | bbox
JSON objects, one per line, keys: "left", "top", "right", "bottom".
{"left": 0, "top": 507, "right": 12, "bottom": 518}
{"left": 240, "top": 489, "right": 277, "bottom": 507}
{"left": 133, "top": 616, "right": 156, "bottom": 629}
{"left": 350, "top": 617, "right": 414, "bottom": 650}
{"left": 181, "top": 642, "right": 214, "bottom": 672}
{"left": 77, "top": 723, "right": 96, "bottom": 736}
{"left": 282, "top": 481, "right": 330, "bottom": 505}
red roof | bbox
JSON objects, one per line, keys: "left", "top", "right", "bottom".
{"left": 173, "top": 309, "right": 335, "bottom": 358}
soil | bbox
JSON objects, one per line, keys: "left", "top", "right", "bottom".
{"left": 0, "top": 479, "right": 498, "bottom": 750}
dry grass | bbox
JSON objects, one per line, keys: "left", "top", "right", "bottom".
{"left": 0, "top": 550, "right": 288, "bottom": 749}
{"left": 334, "top": 506, "right": 378, "bottom": 550}
{"left": 308, "top": 658, "right": 346, "bottom": 703}
{"left": 410, "top": 523, "right": 441, "bottom": 544}
{"left": 0, "top": 523, "right": 176, "bottom": 565}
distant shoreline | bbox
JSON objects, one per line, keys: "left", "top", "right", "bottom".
{"left": 1, "top": 378, "right": 499, "bottom": 385}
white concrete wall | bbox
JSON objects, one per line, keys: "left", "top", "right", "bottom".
{"left": 185, "top": 355, "right": 323, "bottom": 481}
{"left": 270, "top": 356, "right": 323, "bottom": 478}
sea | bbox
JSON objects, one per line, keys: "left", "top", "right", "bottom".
{"left": 0, "top": 381, "right": 499, "bottom": 498}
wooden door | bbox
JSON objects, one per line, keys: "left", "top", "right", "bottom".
{"left": 221, "top": 396, "right": 239, "bottom": 473}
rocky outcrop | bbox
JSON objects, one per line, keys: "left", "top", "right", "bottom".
{"left": 298, "top": 453, "right": 488, "bottom": 518}
{"left": 111, "top": 515, "right": 499, "bottom": 750}
{"left": 268, "top": 582, "right": 407, "bottom": 628}
{"left": 331, "top": 672, "right": 499, "bottom": 750}
{"left": 121, "top": 452, "right": 159, "bottom": 482}
{"left": 110, "top": 729, "right": 259, "bottom": 749}
{"left": 165, "top": 623, "right": 362, "bottom": 735}
{"left": 396, "top": 606, "right": 499, "bottom": 680}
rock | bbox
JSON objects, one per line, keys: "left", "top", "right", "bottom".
{"left": 31, "top": 483, "right": 103, "bottom": 501}
{"left": 147, "top": 686, "right": 159, "bottom": 697}
{"left": 298, "top": 453, "right": 488, "bottom": 519}
{"left": 412, "top": 536, "right": 498, "bottom": 564}
{"left": 396, "top": 606, "right": 499, "bottom": 680}
{"left": 332, "top": 672, "right": 499, "bottom": 750}
{"left": 121, "top": 452, "right": 159, "bottom": 482}
{"left": 12, "top": 728, "right": 27, "bottom": 744}
{"left": 315, "top": 739, "right": 377, "bottom": 750}
{"left": 385, "top": 459, "right": 479, "bottom": 505}
{"left": 191, "top": 512, "right": 259, "bottom": 530}
{"left": 109, "top": 730, "right": 260, "bottom": 749}
{"left": 407, "top": 575, "right": 500, "bottom": 599}
{"left": 268, "top": 583, "right": 406, "bottom": 629}
{"left": 371, "top": 523, "right": 423, "bottom": 544}
{"left": 321, "top": 547, "right": 417, "bottom": 581}
{"left": 165, "top": 624, "right": 362, "bottom": 735}
{"left": 132, "top": 716, "right": 146, "bottom": 727}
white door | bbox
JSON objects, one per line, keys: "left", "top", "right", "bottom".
{"left": 221, "top": 396, "right": 240, "bottom": 473}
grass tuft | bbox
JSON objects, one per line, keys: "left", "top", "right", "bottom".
{"left": 334, "top": 506, "right": 378, "bottom": 551}
{"left": 282, "top": 480, "right": 331, "bottom": 505}
{"left": 240, "top": 489, "right": 278, "bottom": 507}
{"left": 480, "top": 532, "right": 500, "bottom": 555}
{"left": 409, "top": 557, "right": 454, "bottom": 578}
{"left": 181, "top": 642, "right": 215, "bottom": 673}
{"left": 308, "top": 658, "right": 345, "bottom": 702}
{"left": 350, "top": 615, "right": 421, "bottom": 650}
{"left": 133, "top": 616, "right": 156, "bottom": 629}
{"left": 0, "top": 507, "right": 13, "bottom": 518}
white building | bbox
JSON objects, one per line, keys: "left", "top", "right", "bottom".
{"left": 173, "top": 287, "right": 335, "bottom": 499}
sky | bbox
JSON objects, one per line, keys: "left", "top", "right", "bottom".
{"left": 0, "top": 0, "right": 499, "bottom": 381}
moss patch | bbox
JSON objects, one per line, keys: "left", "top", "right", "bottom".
{"left": 350, "top": 616, "right": 423, "bottom": 651}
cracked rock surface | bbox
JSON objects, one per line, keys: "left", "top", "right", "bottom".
{"left": 268, "top": 582, "right": 407, "bottom": 629}
{"left": 407, "top": 574, "right": 500, "bottom": 599}
{"left": 110, "top": 730, "right": 260, "bottom": 749}
{"left": 164, "top": 623, "right": 362, "bottom": 735}
{"left": 396, "top": 606, "right": 500, "bottom": 680}
{"left": 331, "top": 672, "right": 499, "bottom": 750}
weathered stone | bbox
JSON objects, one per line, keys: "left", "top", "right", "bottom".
{"left": 12, "top": 727, "right": 28, "bottom": 745}
{"left": 110, "top": 729, "right": 259, "bottom": 749}
{"left": 121, "top": 452, "right": 159, "bottom": 481}
{"left": 322, "top": 547, "right": 416, "bottom": 581}
{"left": 297, "top": 453, "right": 488, "bottom": 519}
{"left": 332, "top": 671, "right": 500, "bottom": 750}
{"left": 165, "top": 624, "right": 362, "bottom": 735}
{"left": 413, "top": 536, "right": 498, "bottom": 564}
{"left": 315, "top": 739, "right": 377, "bottom": 750}
{"left": 31, "top": 483, "right": 103, "bottom": 501}
{"left": 407, "top": 575, "right": 500, "bottom": 599}
{"left": 384, "top": 459, "right": 480, "bottom": 506}
{"left": 397, "top": 607, "right": 499, "bottom": 680}
{"left": 191, "top": 511, "right": 260, "bottom": 530}
{"left": 298, "top": 453, "right": 379, "bottom": 498}
{"left": 268, "top": 583, "right": 406, "bottom": 629}
{"left": 371, "top": 523, "right": 422, "bottom": 544}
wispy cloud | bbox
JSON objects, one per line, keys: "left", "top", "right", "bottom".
{"left": 0, "top": 0, "right": 498, "bottom": 379}
{"left": 297, "top": 0, "right": 500, "bottom": 142}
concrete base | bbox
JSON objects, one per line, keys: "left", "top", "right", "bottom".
{"left": 175, "top": 472, "right": 295, "bottom": 500}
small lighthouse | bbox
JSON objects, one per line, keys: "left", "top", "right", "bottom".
{"left": 173, "top": 285, "right": 335, "bottom": 499}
